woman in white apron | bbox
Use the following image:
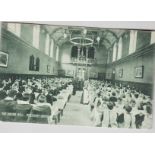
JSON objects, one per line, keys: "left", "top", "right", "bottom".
{"left": 93, "top": 93, "right": 104, "bottom": 127}
{"left": 82, "top": 87, "right": 89, "bottom": 105}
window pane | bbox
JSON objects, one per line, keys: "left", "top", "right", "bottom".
{"left": 129, "top": 30, "right": 137, "bottom": 54}
{"left": 15, "top": 24, "right": 21, "bottom": 37}
{"left": 7, "top": 23, "right": 16, "bottom": 33}
{"left": 117, "top": 37, "right": 122, "bottom": 60}
{"left": 7, "top": 23, "right": 21, "bottom": 37}
{"left": 151, "top": 31, "right": 155, "bottom": 44}
{"left": 33, "top": 25, "right": 40, "bottom": 49}
{"left": 45, "top": 34, "right": 50, "bottom": 55}
{"left": 56, "top": 46, "right": 59, "bottom": 61}
{"left": 50, "top": 39, "right": 54, "bottom": 57}
{"left": 112, "top": 43, "right": 117, "bottom": 62}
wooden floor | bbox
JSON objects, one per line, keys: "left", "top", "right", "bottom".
{"left": 58, "top": 91, "right": 94, "bottom": 127}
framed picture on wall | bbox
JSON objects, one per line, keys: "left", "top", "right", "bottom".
{"left": 119, "top": 68, "right": 123, "bottom": 78}
{"left": 47, "top": 65, "right": 50, "bottom": 73}
{"left": 135, "top": 66, "right": 144, "bottom": 78}
{"left": 58, "top": 69, "right": 65, "bottom": 76}
{"left": 66, "top": 70, "right": 74, "bottom": 77}
{"left": 0, "top": 51, "right": 8, "bottom": 67}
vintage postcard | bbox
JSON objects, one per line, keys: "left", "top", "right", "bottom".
{"left": 0, "top": 22, "right": 154, "bottom": 129}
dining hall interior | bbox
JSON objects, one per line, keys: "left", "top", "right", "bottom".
{"left": 0, "top": 22, "right": 154, "bottom": 129}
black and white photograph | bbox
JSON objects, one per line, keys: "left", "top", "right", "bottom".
{"left": 135, "top": 66, "right": 144, "bottom": 78}
{"left": 0, "top": 51, "right": 8, "bottom": 67}
{"left": 118, "top": 68, "right": 123, "bottom": 78}
{"left": 0, "top": 22, "right": 154, "bottom": 129}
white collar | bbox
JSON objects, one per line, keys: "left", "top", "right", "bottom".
{"left": 5, "top": 97, "right": 14, "bottom": 100}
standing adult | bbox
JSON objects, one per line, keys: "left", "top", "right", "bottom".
{"left": 82, "top": 87, "right": 89, "bottom": 105}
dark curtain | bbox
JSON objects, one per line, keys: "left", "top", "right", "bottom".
{"left": 36, "top": 57, "right": 40, "bottom": 71}
{"left": 71, "top": 46, "right": 78, "bottom": 58}
{"left": 88, "top": 47, "right": 95, "bottom": 59}
{"left": 29, "top": 55, "right": 34, "bottom": 71}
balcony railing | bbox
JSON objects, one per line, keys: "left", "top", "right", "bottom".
{"left": 71, "top": 57, "right": 96, "bottom": 65}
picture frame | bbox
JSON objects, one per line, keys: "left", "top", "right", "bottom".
{"left": 0, "top": 51, "right": 8, "bottom": 67}
{"left": 0, "top": 22, "right": 154, "bottom": 131}
{"left": 119, "top": 68, "right": 123, "bottom": 78}
{"left": 66, "top": 70, "right": 74, "bottom": 77}
{"left": 135, "top": 66, "right": 144, "bottom": 78}
{"left": 47, "top": 65, "right": 50, "bottom": 73}
{"left": 58, "top": 69, "right": 65, "bottom": 76}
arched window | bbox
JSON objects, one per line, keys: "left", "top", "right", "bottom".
{"left": 50, "top": 39, "right": 54, "bottom": 58}
{"left": 112, "top": 43, "right": 117, "bottom": 62}
{"left": 36, "top": 57, "right": 40, "bottom": 71}
{"left": 117, "top": 37, "right": 122, "bottom": 60}
{"left": 33, "top": 25, "right": 40, "bottom": 49}
{"left": 151, "top": 32, "right": 155, "bottom": 44}
{"left": 45, "top": 33, "right": 50, "bottom": 55}
{"left": 29, "top": 55, "right": 34, "bottom": 71}
{"left": 88, "top": 46, "right": 95, "bottom": 59}
{"left": 129, "top": 30, "right": 137, "bottom": 54}
{"left": 71, "top": 46, "right": 78, "bottom": 58}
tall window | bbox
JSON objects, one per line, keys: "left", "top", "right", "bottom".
{"left": 129, "top": 30, "right": 137, "bottom": 54}
{"left": 33, "top": 25, "right": 40, "bottom": 49}
{"left": 45, "top": 33, "right": 50, "bottom": 55}
{"left": 112, "top": 43, "right": 117, "bottom": 62}
{"left": 88, "top": 47, "right": 95, "bottom": 59}
{"left": 151, "top": 31, "right": 155, "bottom": 44}
{"left": 71, "top": 46, "right": 78, "bottom": 58}
{"left": 50, "top": 39, "right": 54, "bottom": 58}
{"left": 7, "top": 23, "right": 21, "bottom": 37}
{"left": 56, "top": 46, "right": 59, "bottom": 61}
{"left": 29, "top": 55, "right": 35, "bottom": 71}
{"left": 0, "top": 23, "right": 2, "bottom": 46}
{"left": 107, "top": 51, "right": 110, "bottom": 63}
{"left": 36, "top": 57, "right": 40, "bottom": 71}
{"left": 117, "top": 37, "right": 122, "bottom": 60}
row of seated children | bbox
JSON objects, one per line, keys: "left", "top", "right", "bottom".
{"left": 88, "top": 80, "right": 152, "bottom": 129}
{"left": 0, "top": 77, "right": 73, "bottom": 123}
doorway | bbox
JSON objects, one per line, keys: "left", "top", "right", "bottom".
{"left": 77, "top": 67, "right": 88, "bottom": 80}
